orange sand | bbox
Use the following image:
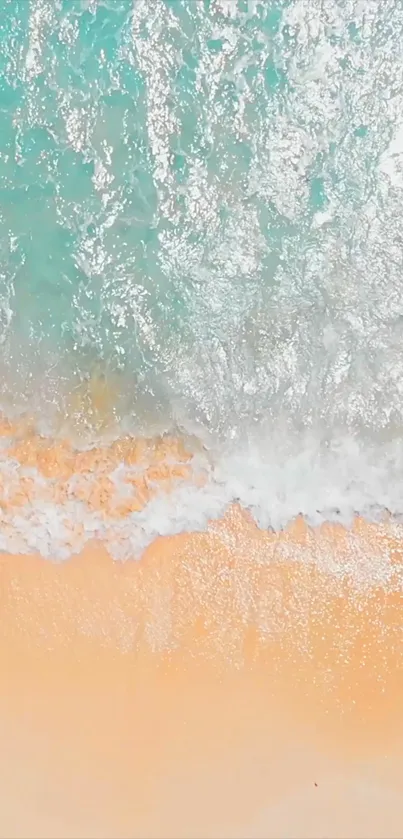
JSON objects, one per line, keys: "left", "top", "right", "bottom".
{"left": 1, "top": 508, "right": 403, "bottom": 838}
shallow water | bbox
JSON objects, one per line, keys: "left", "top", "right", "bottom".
{"left": 2, "top": 0, "right": 403, "bottom": 557}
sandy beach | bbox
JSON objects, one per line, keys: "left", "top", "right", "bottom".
{"left": 1, "top": 508, "right": 402, "bottom": 838}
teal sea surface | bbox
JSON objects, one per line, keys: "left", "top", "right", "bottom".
{"left": 2, "top": 0, "right": 403, "bottom": 558}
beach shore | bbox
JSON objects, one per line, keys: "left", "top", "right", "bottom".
{"left": 1, "top": 509, "right": 402, "bottom": 838}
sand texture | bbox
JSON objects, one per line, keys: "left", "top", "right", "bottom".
{"left": 0, "top": 508, "right": 402, "bottom": 837}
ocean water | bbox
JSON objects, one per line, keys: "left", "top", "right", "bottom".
{"left": 2, "top": 0, "right": 403, "bottom": 560}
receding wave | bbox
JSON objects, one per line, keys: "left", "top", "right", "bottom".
{"left": 0, "top": 398, "right": 403, "bottom": 583}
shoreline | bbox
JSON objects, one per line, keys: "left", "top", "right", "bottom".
{"left": 1, "top": 511, "right": 403, "bottom": 837}
{"left": 0, "top": 411, "right": 403, "bottom": 561}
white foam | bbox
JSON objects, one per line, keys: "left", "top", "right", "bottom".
{"left": 0, "top": 429, "right": 402, "bottom": 592}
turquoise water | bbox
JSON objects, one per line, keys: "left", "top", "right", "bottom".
{"left": 2, "top": 0, "right": 403, "bottom": 556}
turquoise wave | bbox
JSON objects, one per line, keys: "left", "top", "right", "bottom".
{"left": 1, "top": 0, "right": 403, "bottom": 445}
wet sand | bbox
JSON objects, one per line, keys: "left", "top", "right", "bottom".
{"left": 1, "top": 508, "right": 403, "bottom": 838}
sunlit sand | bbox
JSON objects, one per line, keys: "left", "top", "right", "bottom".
{"left": 1, "top": 505, "right": 402, "bottom": 838}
